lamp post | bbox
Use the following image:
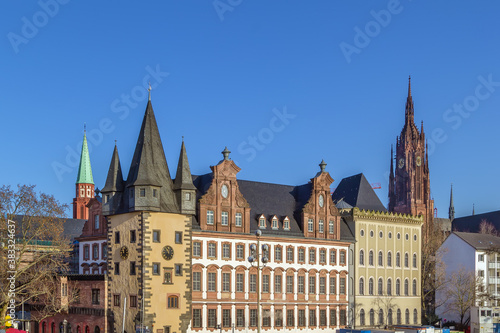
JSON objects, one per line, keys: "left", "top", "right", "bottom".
{"left": 247, "top": 230, "right": 269, "bottom": 333}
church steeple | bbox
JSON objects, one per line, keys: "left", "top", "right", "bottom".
{"left": 76, "top": 129, "right": 94, "bottom": 185}
{"left": 73, "top": 126, "right": 95, "bottom": 219}
{"left": 388, "top": 145, "right": 395, "bottom": 211}
{"left": 174, "top": 138, "right": 196, "bottom": 215}
{"left": 405, "top": 75, "right": 415, "bottom": 126}
{"left": 449, "top": 184, "right": 455, "bottom": 221}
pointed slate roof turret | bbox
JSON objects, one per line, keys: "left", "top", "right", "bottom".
{"left": 76, "top": 129, "right": 94, "bottom": 184}
{"left": 102, "top": 143, "right": 124, "bottom": 192}
{"left": 126, "top": 98, "right": 179, "bottom": 213}
{"left": 174, "top": 138, "right": 196, "bottom": 191}
{"left": 332, "top": 173, "right": 387, "bottom": 212}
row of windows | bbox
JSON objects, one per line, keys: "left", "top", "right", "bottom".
{"left": 193, "top": 241, "right": 346, "bottom": 265}
{"left": 359, "top": 308, "right": 418, "bottom": 326}
{"left": 192, "top": 308, "right": 347, "bottom": 328}
{"left": 360, "top": 229, "right": 418, "bottom": 241}
{"left": 83, "top": 243, "right": 106, "bottom": 261}
{"left": 306, "top": 218, "right": 335, "bottom": 234}
{"left": 359, "top": 277, "right": 418, "bottom": 296}
{"left": 113, "top": 262, "right": 182, "bottom": 280}
{"left": 113, "top": 230, "right": 182, "bottom": 244}
{"left": 207, "top": 211, "right": 245, "bottom": 227}
{"left": 113, "top": 293, "right": 178, "bottom": 310}
{"left": 193, "top": 271, "right": 346, "bottom": 295}
{"left": 359, "top": 250, "right": 418, "bottom": 268}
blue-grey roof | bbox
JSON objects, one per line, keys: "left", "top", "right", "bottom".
{"left": 453, "top": 210, "right": 500, "bottom": 233}
{"left": 332, "top": 173, "right": 387, "bottom": 212}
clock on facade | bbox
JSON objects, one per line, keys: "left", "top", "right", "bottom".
{"left": 416, "top": 156, "right": 422, "bottom": 166}
{"left": 398, "top": 158, "right": 405, "bottom": 169}
{"left": 162, "top": 245, "right": 174, "bottom": 260}
{"left": 318, "top": 194, "right": 324, "bottom": 208}
{"left": 221, "top": 184, "right": 228, "bottom": 198}
{"left": 120, "top": 246, "right": 129, "bottom": 260}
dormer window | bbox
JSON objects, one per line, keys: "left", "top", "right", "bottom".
{"left": 272, "top": 216, "right": 278, "bottom": 229}
{"left": 94, "top": 215, "right": 99, "bottom": 229}
{"left": 235, "top": 213, "right": 242, "bottom": 227}
{"left": 283, "top": 217, "right": 290, "bottom": 230}
{"left": 207, "top": 210, "right": 214, "bottom": 225}
{"left": 140, "top": 188, "right": 146, "bottom": 197}
{"left": 185, "top": 192, "right": 191, "bottom": 200}
{"left": 329, "top": 220, "right": 334, "bottom": 234}
{"left": 259, "top": 215, "right": 266, "bottom": 229}
{"left": 319, "top": 219, "right": 324, "bottom": 233}
{"left": 221, "top": 211, "right": 228, "bottom": 226}
{"left": 153, "top": 189, "right": 157, "bottom": 197}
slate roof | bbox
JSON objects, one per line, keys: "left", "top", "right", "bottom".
{"left": 102, "top": 144, "right": 124, "bottom": 193}
{"left": 192, "top": 174, "right": 354, "bottom": 242}
{"left": 332, "top": 173, "right": 387, "bottom": 212}
{"left": 11, "top": 215, "right": 85, "bottom": 242}
{"left": 452, "top": 210, "right": 500, "bottom": 233}
{"left": 452, "top": 231, "right": 500, "bottom": 251}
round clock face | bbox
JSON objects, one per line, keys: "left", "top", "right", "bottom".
{"left": 318, "top": 194, "right": 324, "bottom": 207}
{"left": 162, "top": 245, "right": 174, "bottom": 260}
{"left": 398, "top": 158, "right": 405, "bottom": 169}
{"left": 416, "top": 156, "right": 422, "bottom": 166}
{"left": 120, "top": 246, "right": 129, "bottom": 260}
{"left": 221, "top": 184, "right": 228, "bottom": 198}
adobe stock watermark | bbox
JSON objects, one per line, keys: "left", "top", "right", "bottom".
{"left": 5, "top": 219, "right": 18, "bottom": 322}
{"left": 51, "top": 64, "right": 170, "bottom": 182}
{"left": 7, "top": 0, "right": 70, "bottom": 54}
{"left": 213, "top": 0, "right": 243, "bottom": 22}
{"left": 426, "top": 74, "right": 500, "bottom": 155}
{"left": 237, "top": 106, "right": 296, "bottom": 162}
{"left": 339, "top": 0, "right": 406, "bottom": 64}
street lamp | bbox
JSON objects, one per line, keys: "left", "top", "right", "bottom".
{"left": 247, "top": 230, "right": 269, "bottom": 333}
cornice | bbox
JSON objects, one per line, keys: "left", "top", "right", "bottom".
{"left": 351, "top": 207, "right": 423, "bottom": 225}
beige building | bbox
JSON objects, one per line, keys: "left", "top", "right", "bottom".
{"left": 102, "top": 94, "right": 194, "bottom": 333}
{"left": 333, "top": 174, "right": 422, "bottom": 328}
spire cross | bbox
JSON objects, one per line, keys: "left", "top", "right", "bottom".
{"left": 408, "top": 75, "right": 411, "bottom": 97}
{"left": 84, "top": 123, "right": 86, "bottom": 132}
{"left": 148, "top": 81, "right": 152, "bottom": 101}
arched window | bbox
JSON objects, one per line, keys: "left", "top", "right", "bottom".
{"left": 168, "top": 295, "right": 179, "bottom": 308}
{"left": 405, "top": 253, "right": 409, "bottom": 267}
{"left": 369, "top": 278, "right": 374, "bottom": 295}
{"left": 51, "top": 323, "right": 55, "bottom": 333}
{"left": 379, "top": 309, "right": 384, "bottom": 325}
{"left": 360, "top": 250, "right": 364, "bottom": 265}
{"left": 396, "top": 279, "right": 400, "bottom": 296}
{"left": 396, "top": 252, "right": 401, "bottom": 267}
{"left": 387, "top": 278, "right": 392, "bottom": 296}
{"left": 414, "top": 309, "right": 418, "bottom": 324}
{"left": 77, "top": 327, "right": 81, "bottom": 333}
{"left": 369, "top": 309, "right": 375, "bottom": 326}
{"left": 405, "top": 309, "right": 410, "bottom": 324}
{"left": 42, "top": 322, "right": 47, "bottom": 333}
{"left": 360, "top": 309, "right": 365, "bottom": 326}
{"left": 404, "top": 279, "right": 409, "bottom": 296}
{"left": 397, "top": 309, "right": 402, "bottom": 324}
{"left": 413, "top": 279, "right": 417, "bottom": 296}
{"left": 378, "top": 251, "right": 383, "bottom": 266}
{"left": 369, "top": 251, "right": 374, "bottom": 266}
{"left": 378, "top": 278, "right": 383, "bottom": 295}
{"left": 94, "top": 327, "right": 100, "bottom": 333}
{"left": 388, "top": 309, "right": 393, "bottom": 325}
{"left": 86, "top": 326, "right": 90, "bottom": 333}
{"left": 413, "top": 253, "right": 417, "bottom": 268}
{"left": 359, "top": 278, "right": 365, "bottom": 295}
{"left": 387, "top": 252, "right": 392, "bottom": 267}
{"left": 59, "top": 323, "right": 64, "bottom": 333}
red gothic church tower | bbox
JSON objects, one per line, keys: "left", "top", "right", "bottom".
{"left": 388, "top": 77, "right": 434, "bottom": 236}
{"left": 72, "top": 129, "right": 95, "bottom": 219}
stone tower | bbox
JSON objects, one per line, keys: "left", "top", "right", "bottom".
{"left": 73, "top": 128, "right": 94, "bottom": 219}
{"left": 388, "top": 77, "right": 434, "bottom": 236}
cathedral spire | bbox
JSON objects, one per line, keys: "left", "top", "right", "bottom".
{"left": 449, "top": 184, "right": 455, "bottom": 220}
{"left": 102, "top": 144, "right": 124, "bottom": 193}
{"left": 405, "top": 75, "right": 414, "bottom": 125}
{"left": 174, "top": 139, "right": 196, "bottom": 191}
{"left": 76, "top": 128, "right": 94, "bottom": 185}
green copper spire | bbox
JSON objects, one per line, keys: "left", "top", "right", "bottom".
{"left": 76, "top": 129, "right": 94, "bottom": 184}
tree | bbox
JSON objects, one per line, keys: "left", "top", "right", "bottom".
{"left": 441, "top": 267, "right": 481, "bottom": 327}
{"left": 421, "top": 222, "right": 448, "bottom": 324}
{"left": 479, "top": 220, "right": 498, "bottom": 236}
{"left": 0, "top": 184, "right": 74, "bottom": 326}
{"left": 372, "top": 295, "right": 397, "bottom": 327}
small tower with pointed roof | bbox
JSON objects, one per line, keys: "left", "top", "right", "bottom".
{"left": 73, "top": 127, "right": 95, "bottom": 219}
{"left": 101, "top": 142, "right": 124, "bottom": 215}
{"left": 174, "top": 138, "right": 196, "bottom": 215}
{"left": 449, "top": 184, "right": 455, "bottom": 221}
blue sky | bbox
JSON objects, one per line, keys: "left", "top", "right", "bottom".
{"left": 1, "top": 1, "right": 500, "bottom": 219}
